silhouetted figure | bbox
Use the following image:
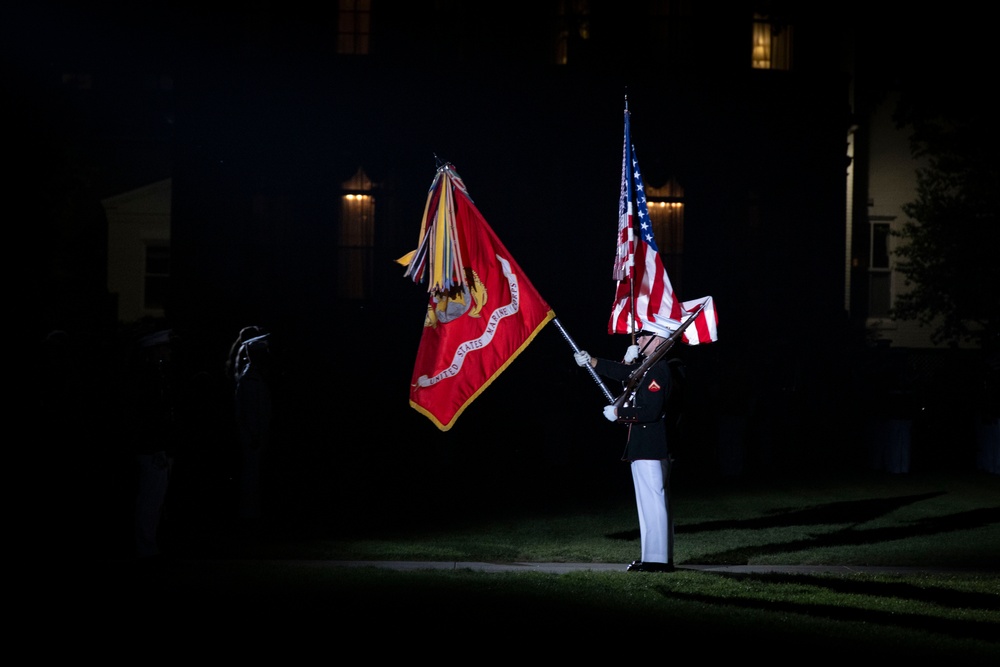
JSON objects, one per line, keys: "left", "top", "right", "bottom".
{"left": 126, "top": 328, "right": 179, "bottom": 559}
{"left": 173, "top": 367, "right": 230, "bottom": 526}
{"left": 227, "top": 326, "right": 265, "bottom": 385}
{"left": 230, "top": 328, "right": 273, "bottom": 525}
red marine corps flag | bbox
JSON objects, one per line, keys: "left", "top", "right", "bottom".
{"left": 609, "top": 100, "right": 718, "bottom": 345}
{"left": 397, "top": 162, "right": 556, "bottom": 431}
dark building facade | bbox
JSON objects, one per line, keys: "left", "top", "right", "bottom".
{"left": 29, "top": 2, "right": 990, "bottom": 489}
{"left": 139, "top": 3, "right": 863, "bottom": 481}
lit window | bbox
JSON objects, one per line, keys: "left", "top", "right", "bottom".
{"left": 554, "top": 0, "right": 590, "bottom": 65}
{"left": 144, "top": 244, "right": 170, "bottom": 311}
{"left": 338, "top": 167, "right": 375, "bottom": 299}
{"left": 337, "top": 0, "right": 371, "bottom": 55}
{"left": 646, "top": 178, "right": 685, "bottom": 290}
{"left": 868, "top": 220, "right": 891, "bottom": 318}
{"left": 751, "top": 12, "right": 793, "bottom": 70}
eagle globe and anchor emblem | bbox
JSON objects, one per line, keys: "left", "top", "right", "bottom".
{"left": 424, "top": 266, "right": 487, "bottom": 327}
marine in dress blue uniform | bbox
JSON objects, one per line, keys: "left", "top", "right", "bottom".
{"left": 576, "top": 330, "right": 677, "bottom": 572}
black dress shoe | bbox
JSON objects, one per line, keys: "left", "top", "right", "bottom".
{"left": 627, "top": 561, "right": 675, "bottom": 573}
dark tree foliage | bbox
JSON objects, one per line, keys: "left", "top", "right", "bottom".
{"left": 891, "top": 67, "right": 1000, "bottom": 356}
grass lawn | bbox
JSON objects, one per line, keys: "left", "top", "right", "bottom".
{"left": 85, "top": 466, "right": 998, "bottom": 661}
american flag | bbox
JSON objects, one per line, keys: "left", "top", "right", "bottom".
{"left": 608, "top": 104, "right": 718, "bottom": 345}
{"left": 611, "top": 119, "right": 634, "bottom": 283}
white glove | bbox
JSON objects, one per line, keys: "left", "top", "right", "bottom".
{"left": 623, "top": 344, "right": 640, "bottom": 363}
{"left": 603, "top": 405, "right": 618, "bottom": 422}
{"left": 574, "top": 350, "right": 592, "bottom": 367}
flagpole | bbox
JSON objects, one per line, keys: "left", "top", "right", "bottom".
{"left": 552, "top": 318, "right": 615, "bottom": 403}
{"left": 628, "top": 138, "right": 638, "bottom": 346}
{"left": 624, "top": 98, "right": 639, "bottom": 344}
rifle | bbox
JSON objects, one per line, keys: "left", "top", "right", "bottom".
{"left": 612, "top": 302, "right": 706, "bottom": 410}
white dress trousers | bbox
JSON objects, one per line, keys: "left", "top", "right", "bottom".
{"left": 631, "top": 458, "right": 673, "bottom": 564}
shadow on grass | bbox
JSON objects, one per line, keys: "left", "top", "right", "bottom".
{"left": 682, "top": 492, "right": 947, "bottom": 532}
{"left": 602, "top": 492, "right": 999, "bottom": 552}
{"left": 656, "top": 575, "right": 1000, "bottom": 643}
{"left": 700, "top": 505, "right": 1000, "bottom": 564}
{"left": 714, "top": 571, "right": 1000, "bottom": 610}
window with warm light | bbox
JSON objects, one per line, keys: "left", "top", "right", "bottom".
{"left": 337, "top": 0, "right": 371, "bottom": 55}
{"left": 338, "top": 167, "right": 375, "bottom": 299}
{"left": 646, "top": 178, "right": 685, "bottom": 289}
{"left": 751, "top": 12, "right": 792, "bottom": 70}
{"left": 868, "top": 219, "right": 892, "bottom": 318}
{"left": 554, "top": 0, "right": 590, "bottom": 65}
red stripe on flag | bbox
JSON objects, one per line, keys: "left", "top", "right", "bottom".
{"left": 607, "top": 108, "right": 717, "bottom": 345}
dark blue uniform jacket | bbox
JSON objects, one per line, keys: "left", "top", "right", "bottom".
{"left": 594, "top": 357, "right": 674, "bottom": 461}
